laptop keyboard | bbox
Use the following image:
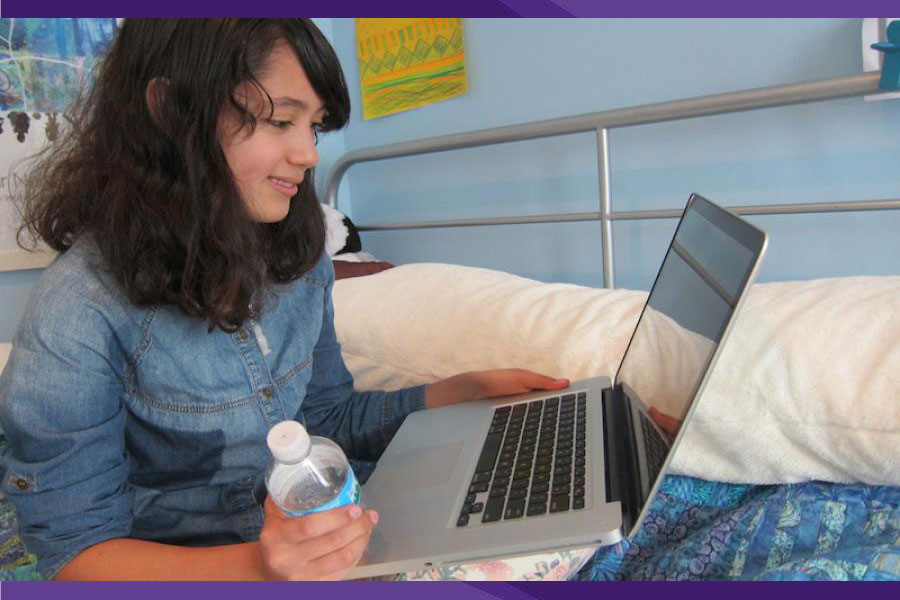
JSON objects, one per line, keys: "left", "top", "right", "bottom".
{"left": 457, "top": 392, "right": 587, "bottom": 527}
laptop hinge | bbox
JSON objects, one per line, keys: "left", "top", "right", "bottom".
{"left": 602, "top": 384, "right": 641, "bottom": 536}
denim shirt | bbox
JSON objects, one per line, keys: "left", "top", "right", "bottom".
{"left": 0, "top": 238, "right": 426, "bottom": 579}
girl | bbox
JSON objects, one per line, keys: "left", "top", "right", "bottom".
{"left": 0, "top": 19, "right": 569, "bottom": 581}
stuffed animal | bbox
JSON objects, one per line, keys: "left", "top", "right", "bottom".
{"left": 322, "top": 203, "right": 363, "bottom": 257}
{"left": 321, "top": 203, "right": 395, "bottom": 278}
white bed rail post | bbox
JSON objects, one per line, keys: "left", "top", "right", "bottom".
{"left": 597, "top": 127, "right": 614, "bottom": 289}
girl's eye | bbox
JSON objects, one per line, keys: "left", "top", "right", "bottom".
{"left": 312, "top": 123, "right": 325, "bottom": 145}
{"left": 269, "top": 119, "right": 294, "bottom": 130}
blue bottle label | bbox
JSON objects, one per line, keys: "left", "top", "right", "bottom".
{"left": 283, "top": 468, "right": 361, "bottom": 517}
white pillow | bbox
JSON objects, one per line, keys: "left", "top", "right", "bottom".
{"left": 334, "top": 264, "right": 900, "bottom": 486}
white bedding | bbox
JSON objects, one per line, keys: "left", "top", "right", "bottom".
{"left": 1, "top": 267, "right": 896, "bottom": 485}
{"left": 333, "top": 264, "right": 900, "bottom": 486}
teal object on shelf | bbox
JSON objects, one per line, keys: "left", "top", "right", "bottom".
{"left": 872, "top": 20, "right": 900, "bottom": 90}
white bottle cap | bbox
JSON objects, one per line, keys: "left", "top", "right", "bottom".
{"left": 267, "top": 420, "right": 311, "bottom": 464}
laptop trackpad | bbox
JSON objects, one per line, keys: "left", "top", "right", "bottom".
{"left": 374, "top": 440, "right": 464, "bottom": 491}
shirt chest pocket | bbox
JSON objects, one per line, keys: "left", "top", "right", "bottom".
{"left": 127, "top": 283, "right": 324, "bottom": 423}
{"left": 129, "top": 337, "right": 263, "bottom": 419}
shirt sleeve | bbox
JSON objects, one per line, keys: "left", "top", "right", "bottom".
{"left": 0, "top": 293, "right": 134, "bottom": 580}
{"left": 300, "top": 258, "right": 427, "bottom": 461}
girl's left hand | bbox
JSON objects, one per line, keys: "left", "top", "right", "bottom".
{"left": 425, "top": 369, "right": 570, "bottom": 409}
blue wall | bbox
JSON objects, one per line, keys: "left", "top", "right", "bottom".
{"left": 330, "top": 18, "right": 900, "bottom": 289}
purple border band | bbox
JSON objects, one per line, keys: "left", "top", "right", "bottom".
{"left": 2, "top": 580, "right": 896, "bottom": 599}
{"left": 4, "top": 2, "right": 900, "bottom": 17}
{"left": 1, "top": 6, "right": 895, "bottom": 600}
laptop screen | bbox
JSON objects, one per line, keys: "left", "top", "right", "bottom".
{"left": 614, "top": 195, "right": 765, "bottom": 487}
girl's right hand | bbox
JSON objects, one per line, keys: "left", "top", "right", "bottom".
{"left": 257, "top": 496, "right": 379, "bottom": 580}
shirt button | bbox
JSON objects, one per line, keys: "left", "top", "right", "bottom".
{"left": 238, "top": 328, "right": 250, "bottom": 342}
{"left": 262, "top": 387, "right": 273, "bottom": 399}
{"left": 14, "top": 478, "right": 29, "bottom": 490}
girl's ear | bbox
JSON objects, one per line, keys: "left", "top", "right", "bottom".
{"left": 145, "top": 77, "right": 170, "bottom": 124}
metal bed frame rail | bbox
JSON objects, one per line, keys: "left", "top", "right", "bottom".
{"left": 323, "top": 72, "right": 900, "bottom": 288}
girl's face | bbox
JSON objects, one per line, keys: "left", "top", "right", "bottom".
{"left": 220, "top": 41, "right": 324, "bottom": 223}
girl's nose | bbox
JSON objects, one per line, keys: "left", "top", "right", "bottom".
{"left": 287, "top": 129, "right": 319, "bottom": 168}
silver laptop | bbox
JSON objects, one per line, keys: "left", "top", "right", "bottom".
{"left": 350, "top": 194, "right": 767, "bottom": 579}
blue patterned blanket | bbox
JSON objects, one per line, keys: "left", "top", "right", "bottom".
{"left": 576, "top": 475, "right": 899, "bottom": 581}
{"left": 2, "top": 475, "right": 897, "bottom": 581}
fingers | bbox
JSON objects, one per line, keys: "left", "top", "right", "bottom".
{"left": 536, "top": 374, "right": 570, "bottom": 389}
{"left": 510, "top": 368, "right": 569, "bottom": 390}
{"left": 264, "top": 496, "right": 364, "bottom": 539}
{"left": 285, "top": 509, "right": 374, "bottom": 580}
{"left": 473, "top": 368, "right": 570, "bottom": 399}
{"left": 306, "top": 519, "right": 374, "bottom": 580}
{"left": 299, "top": 508, "right": 376, "bottom": 561}
{"left": 259, "top": 498, "right": 379, "bottom": 580}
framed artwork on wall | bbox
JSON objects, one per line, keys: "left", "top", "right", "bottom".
{"left": 0, "top": 18, "right": 117, "bottom": 271}
{"left": 356, "top": 18, "right": 468, "bottom": 120}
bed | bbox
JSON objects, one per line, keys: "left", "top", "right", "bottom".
{"left": 324, "top": 258, "right": 899, "bottom": 581}
{"left": 315, "top": 69, "right": 899, "bottom": 581}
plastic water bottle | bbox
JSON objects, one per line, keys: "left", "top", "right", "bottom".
{"left": 265, "top": 420, "right": 362, "bottom": 517}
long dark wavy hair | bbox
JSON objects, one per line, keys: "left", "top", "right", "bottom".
{"left": 19, "top": 19, "right": 350, "bottom": 332}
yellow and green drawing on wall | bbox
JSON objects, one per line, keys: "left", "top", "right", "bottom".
{"left": 356, "top": 18, "right": 467, "bottom": 120}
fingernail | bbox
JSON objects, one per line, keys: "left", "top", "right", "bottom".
{"left": 369, "top": 510, "right": 379, "bottom": 525}
{"left": 349, "top": 505, "right": 362, "bottom": 519}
